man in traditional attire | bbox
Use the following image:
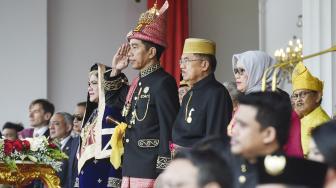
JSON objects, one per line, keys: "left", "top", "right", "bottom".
{"left": 291, "top": 62, "right": 330, "bottom": 157}
{"left": 230, "top": 91, "right": 292, "bottom": 188}
{"left": 172, "top": 38, "right": 233, "bottom": 150}
{"left": 109, "top": 1, "right": 179, "bottom": 187}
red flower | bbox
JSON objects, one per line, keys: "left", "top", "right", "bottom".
{"left": 4, "top": 140, "right": 14, "bottom": 155}
{"left": 169, "top": 142, "right": 175, "bottom": 152}
{"left": 13, "top": 140, "right": 23, "bottom": 152}
{"left": 48, "top": 142, "right": 57, "bottom": 149}
{"left": 22, "top": 140, "right": 30, "bottom": 151}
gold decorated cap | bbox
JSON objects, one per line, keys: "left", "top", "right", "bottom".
{"left": 182, "top": 38, "right": 216, "bottom": 55}
{"left": 127, "top": 1, "right": 168, "bottom": 47}
{"left": 292, "top": 62, "right": 323, "bottom": 92}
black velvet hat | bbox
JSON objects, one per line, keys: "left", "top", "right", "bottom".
{"left": 257, "top": 155, "right": 327, "bottom": 188}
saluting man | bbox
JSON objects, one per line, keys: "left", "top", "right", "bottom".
{"left": 172, "top": 38, "right": 233, "bottom": 151}
{"left": 110, "top": 1, "right": 179, "bottom": 188}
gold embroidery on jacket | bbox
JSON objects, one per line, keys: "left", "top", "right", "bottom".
{"left": 138, "top": 139, "right": 160, "bottom": 148}
{"left": 103, "top": 77, "right": 128, "bottom": 91}
{"left": 140, "top": 63, "right": 161, "bottom": 78}
{"left": 156, "top": 156, "right": 171, "bottom": 169}
{"left": 107, "top": 177, "right": 122, "bottom": 188}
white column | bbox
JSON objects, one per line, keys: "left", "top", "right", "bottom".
{"left": 302, "top": 0, "right": 336, "bottom": 117}
{"left": 0, "top": 0, "right": 47, "bottom": 127}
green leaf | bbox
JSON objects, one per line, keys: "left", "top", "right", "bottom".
{"left": 27, "top": 155, "right": 38, "bottom": 163}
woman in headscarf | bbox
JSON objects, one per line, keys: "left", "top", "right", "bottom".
{"left": 232, "top": 51, "right": 277, "bottom": 94}
{"left": 77, "top": 64, "right": 128, "bottom": 188}
{"left": 229, "top": 50, "right": 303, "bottom": 158}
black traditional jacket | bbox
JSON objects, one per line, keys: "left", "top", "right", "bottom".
{"left": 111, "top": 63, "right": 179, "bottom": 178}
{"left": 172, "top": 73, "right": 233, "bottom": 147}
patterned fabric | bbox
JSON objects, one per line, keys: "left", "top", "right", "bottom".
{"left": 138, "top": 139, "right": 159, "bottom": 148}
{"left": 103, "top": 76, "right": 128, "bottom": 91}
{"left": 140, "top": 63, "right": 161, "bottom": 78}
{"left": 127, "top": 1, "right": 169, "bottom": 47}
{"left": 156, "top": 156, "right": 171, "bottom": 169}
{"left": 79, "top": 158, "right": 122, "bottom": 188}
{"left": 121, "top": 177, "right": 155, "bottom": 188}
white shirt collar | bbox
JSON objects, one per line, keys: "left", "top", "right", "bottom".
{"left": 60, "top": 135, "right": 71, "bottom": 150}
{"left": 33, "top": 126, "right": 49, "bottom": 137}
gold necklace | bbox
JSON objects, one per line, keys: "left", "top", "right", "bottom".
{"left": 130, "top": 87, "right": 151, "bottom": 124}
{"left": 185, "top": 91, "right": 194, "bottom": 124}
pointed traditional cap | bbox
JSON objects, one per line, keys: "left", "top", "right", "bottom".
{"left": 292, "top": 62, "right": 323, "bottom": 92}
{"left": 127, "top": 1, "right": 169, "bottom": 47}
{"left": 183, "top": 38, "right": 216, "bottom": 55}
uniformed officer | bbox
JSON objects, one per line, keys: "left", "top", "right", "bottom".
{"left": 172, "top": 38, "right": 233, "bottom": 150}
{"left": 109, "top": 1, "right": 179, "bottom": 187}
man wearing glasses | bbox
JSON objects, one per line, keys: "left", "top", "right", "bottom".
{"left": 72, "top": 101, "right": 86, "bottom": 137}
{"left": 172, "top": 38, "right": 233, "bottom": 152}
{"left": 291, "top": 62, "right": 330, "bottom": 157}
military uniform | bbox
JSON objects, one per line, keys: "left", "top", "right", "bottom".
{"left": 173, "top": 73, "right": 232, "bottom": 147}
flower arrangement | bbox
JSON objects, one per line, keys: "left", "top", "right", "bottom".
{"left": 0, "top": 136, "right": 68, "bottom": 172}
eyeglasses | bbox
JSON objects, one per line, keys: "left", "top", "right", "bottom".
{"left": 291, "top": 90, "right": 316, "bottom": 100}
{"left": 233, "top": 68, "right": 245, "bottom": 75}
{"left": 88, "top": 81, "right": 98, "bottom": 87}
{"left": 179, "top": 59, "right": 202, "bottom": 65}
{"left": 73, "top": 114, "right": 83, "bottom": 121}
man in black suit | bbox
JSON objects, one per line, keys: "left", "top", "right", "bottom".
{"left": 49, "top": 112, "right": 74, "bottom": 188}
